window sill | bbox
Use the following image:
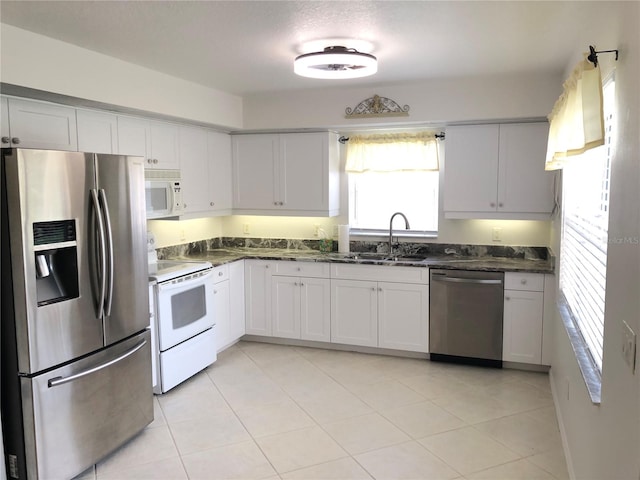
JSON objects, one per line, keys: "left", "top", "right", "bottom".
{"left": 349, "top": 229, "right": 438, "bottom": 239}
{"left": 557, "top": 294, "right": 602, "bottom": 405}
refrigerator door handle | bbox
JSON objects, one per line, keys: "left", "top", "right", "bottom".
{"left": 99, "top": 188, "right": 115, "bottom": 316}
{"left": 47, "top": 339, "right": 148, "bottom": 388}
{"left": 91, "top": 188, "right": 107, "bottom": 319}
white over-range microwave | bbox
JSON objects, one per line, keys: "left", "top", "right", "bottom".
{"left": 145, "top": 169, "right": 184, "bottom": 219}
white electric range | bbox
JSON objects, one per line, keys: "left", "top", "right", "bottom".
{"left": 148, "top": 233, "right": 216, "bottom": 394}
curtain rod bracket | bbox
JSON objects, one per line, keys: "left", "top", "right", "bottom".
{"left": 587, "top": 45, "right": 619, "bottom": 68}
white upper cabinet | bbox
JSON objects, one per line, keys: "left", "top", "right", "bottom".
{"left": 232, "top": 132, "right": 340, "bottom": 216}
{"left": 76, "top": 109, "right": 119, "bottom": 154}
{"left": 444, "top": 123, "right": 555, "bottom": 219}
{"left": 117, "top": 116, "right": 180, "bottom": 169}
{"left": 179, "top": 126, "right": 232, "bottom": 217}
{"left": 1, "top": 97, "right": 10, "bottom": 147}
{"left": 2, "top": 96, "right": 78, "bottom": 151}
{"left": 207, "top": 130, "right": 232, "bottom": 214}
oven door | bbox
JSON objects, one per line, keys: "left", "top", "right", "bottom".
{"left": 156, "top": 270, "right": 214, "bottom": 351}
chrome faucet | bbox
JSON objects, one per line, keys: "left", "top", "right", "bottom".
{"left": 389, "top": 212, "right": 410, "bottom": 255}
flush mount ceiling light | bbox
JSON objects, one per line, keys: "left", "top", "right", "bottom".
{"left": 294, "top": 46, "right": 377, "bottom": 79}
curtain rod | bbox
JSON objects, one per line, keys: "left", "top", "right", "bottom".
{"left": 338, "top": 132, "right": 445, "bottom": 144}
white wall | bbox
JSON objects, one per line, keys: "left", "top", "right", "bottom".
{"left": 147, "top": 217, "right": 223, "bottom": 249}
{"left": 242, "top": 72, "right": 562, "bottom": 130}
{"left": 549, "top": 3, "right": 640, "bottom": 479}
{"left": 0, "top": 25, "right": 243, "bottom": 129}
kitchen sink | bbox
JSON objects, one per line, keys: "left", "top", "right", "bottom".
{"left": 342, "top": 253, "right": 428, "bottom": 263}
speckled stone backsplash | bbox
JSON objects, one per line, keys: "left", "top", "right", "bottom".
{"left": 156, "top": 236, "right": 550, "bottom": 261}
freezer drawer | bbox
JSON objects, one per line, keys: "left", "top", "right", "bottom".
{"left": 20, "top": 331, "right": 153, "bottom": 480}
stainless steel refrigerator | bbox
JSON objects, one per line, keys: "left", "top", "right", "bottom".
{"left": 1, "top": 148, "right": 153, "bottom": 479}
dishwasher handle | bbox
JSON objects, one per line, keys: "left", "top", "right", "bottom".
{"left": 431, "top": 275, "right": 503, "bottom": 285}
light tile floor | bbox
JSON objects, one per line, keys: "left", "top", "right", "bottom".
{"left": 77, "top": 341, "right": 569, "bottom": 480}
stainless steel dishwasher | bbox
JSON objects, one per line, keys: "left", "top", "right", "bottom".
{"left": 429, "top": 269, "right": 504, "bottom": 367}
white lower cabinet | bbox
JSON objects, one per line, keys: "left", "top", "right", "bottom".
{"left": 330, "top": 265, "right": 429, "bottom": 352}
{"left": 503, "top": 272, "right": 544, "bottom": 364}
{"left": 244, "top": 260, "right": 274, "bottom": 336}
{"left": 378, "top": 282, "right": 429, "bottom": 352}
{"left": 272, "top": 276, "right": 331, "bottom": 341}
{"left": 213, "top": 261, "right": 246, "bottom": 353}
{"left": 331, "top": 279, "right": 378, "bottom": 347}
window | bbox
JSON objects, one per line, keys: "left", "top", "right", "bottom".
{"left": 346, "top": 132, "right": 440, "bottom": 234}
{"left": 560, "top": 76, "right": 615, "bottom": 372}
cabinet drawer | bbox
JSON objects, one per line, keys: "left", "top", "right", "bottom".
{"left": 505, "top": 272, "right": 544, "bottom": 291}
{"left": 331, "top": 264, "right": 429, "bottom": 284}
{"left": 212, "top": 264, "right": 229, "bottom": 284}
{"left": 274, "top": 261, "right": 330, "bottom": 278}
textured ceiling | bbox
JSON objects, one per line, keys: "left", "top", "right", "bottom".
{"left": 0, "top": 1, "right": 616, "bottom": 96}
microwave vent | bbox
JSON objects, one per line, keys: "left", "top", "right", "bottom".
{"left": 144, "top": 169, "right": 181, "bottom": 180}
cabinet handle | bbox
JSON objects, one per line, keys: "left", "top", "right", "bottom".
{"left": 210, "top": 202, "right": 215, "bottom": 207}
{"left": 520, "top": 279, "right": 527, "bottom": 285}
{"left": 378, "top": 287, "right": 382, "bottom": 292}
{"left": 498, "top": 202, "right": 504, "bottom": 208}
{"left": 1, "top": 136, "right": 10, "bottom": 144}
{"left": 153, "top": 158, "right": 159, "bottom": 164}
{"left": 300, "top": 282, "right": 304, "bottom": 287}
{"left": 297, "top": 267, "right": 301, "bottom": 271}
{"left": 371, "top": 287, "right": 376, "bottom": 291}
{"left": 294, "top": 282, "right": 298, "bottom": 286}
{"left": 11, "top": 137, "right": 20, "bottom": 145}
{"left": 218, "top": 271, "right": 223, "bottom": 276}
{"left": 280, "top": 202, "right": 285, "bottom": 206}
{"left": 273, "top": 202, "right": 278, "bottom": 206}
{"left": 214, "top": 290, "right": 218, "bottom": 294}
{"left": 265, "top": 265, "right": 269, "bottom": 269}
{"left": 490, "top": 202, "right": 496, "bottom": 208}
{"left": 183, "top": 203, "right": 187, "bottom": 209}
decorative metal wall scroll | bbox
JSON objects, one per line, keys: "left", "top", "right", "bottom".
{"left": 345, "top": 94, "right": 410, "bottom": 118}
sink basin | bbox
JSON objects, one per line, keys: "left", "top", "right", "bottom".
{"left": 343, "top": 253, "right": 390, "bottom": 261}
{"left": 342, "top": 253, "right": 428, "bottom": 263}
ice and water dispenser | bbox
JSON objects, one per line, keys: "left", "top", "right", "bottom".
{"left": 33, "top": 220, "right": 79, "bottom": 306}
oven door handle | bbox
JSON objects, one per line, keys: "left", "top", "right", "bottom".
{"left": 432, "top": 276, "right": 503, "bottom": 285}
{"left": 157, "top": 270, "right": 214, "bottom": 292}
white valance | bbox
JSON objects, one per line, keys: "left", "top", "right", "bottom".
{"left": 345, "top": 132, "right": 440, "bottom": 173}
{"left": 545, "top": 58, "right": 605, "bottom": 170}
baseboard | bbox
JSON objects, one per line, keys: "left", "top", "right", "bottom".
{"left": 549, "top": 368, "right": 576, "bottom": 480}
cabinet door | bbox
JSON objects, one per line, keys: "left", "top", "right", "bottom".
{"left": 503, "top": 289, "right": 543, "bottom": 364}
{"left": 300, "top": 277, "right": 330, "bottom": 342}
{"left": 228, "top": 261, "right": 246, "bottom": 342}
{"left": 378, "top": 282, "right": 429, "bottom": 352}
{"left": 244, "top": 260, "right": 273, "bottom": 336}
{"left": 233, "top": 134, "right": 278, "bottom": 209}
{"left": 77, "top": 109, "right": 118, "bottom": 154}
{"left": 214, "top": 279, "right": 231, "bottom": 351}
{"left": 443, "top": 124, "right": 499, "bottom": 213}
{"left": 331, "top": 279, "right": 378, "bottom": 347}
{"left": 498, "top": 123, "right": 554, "bottom": 214}
{"left": 280, "top": 133, "right": 328, "bottom": 211}
{"left": 7, "top": 97, "right": 78, "bottom": 151}
{"left": 1, "top": 96, "right": 10, "bottom": 146}
{"left": 149, "top": 121, "right": 180, "bottom": 170}
{"left": 179, "top": 126, "right": 210, "bottom": 214}
{"left": 117, "top": 116, "right": 150, "bottom": 159}
{"left": 271, "top": 276, "right": 301, "bottom": 339}
{"left": 208, "top": 130, "right": 232, "bottom": 212}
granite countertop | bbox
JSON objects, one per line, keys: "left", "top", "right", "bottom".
{"left": 175, "top": 247, "right": 554, "bottom": 274}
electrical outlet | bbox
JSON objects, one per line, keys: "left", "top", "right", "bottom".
{"left": 622, "top": 320, "right": 637, "bottom": 373}
{"left": 314, "top": 224, "right": 320, "bottom": 237}
{"left": 492, "top": 227, "right": 502, "bottom": 242}
{"left": 243, "top": 223, "right": 250, "bottom": 234}
{"left": 179, "top": 229, "right": 186, "bottom": 241}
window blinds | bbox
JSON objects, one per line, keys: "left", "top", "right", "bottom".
{"left": 559, "top": 78, "right": 615, "bottom": 371}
